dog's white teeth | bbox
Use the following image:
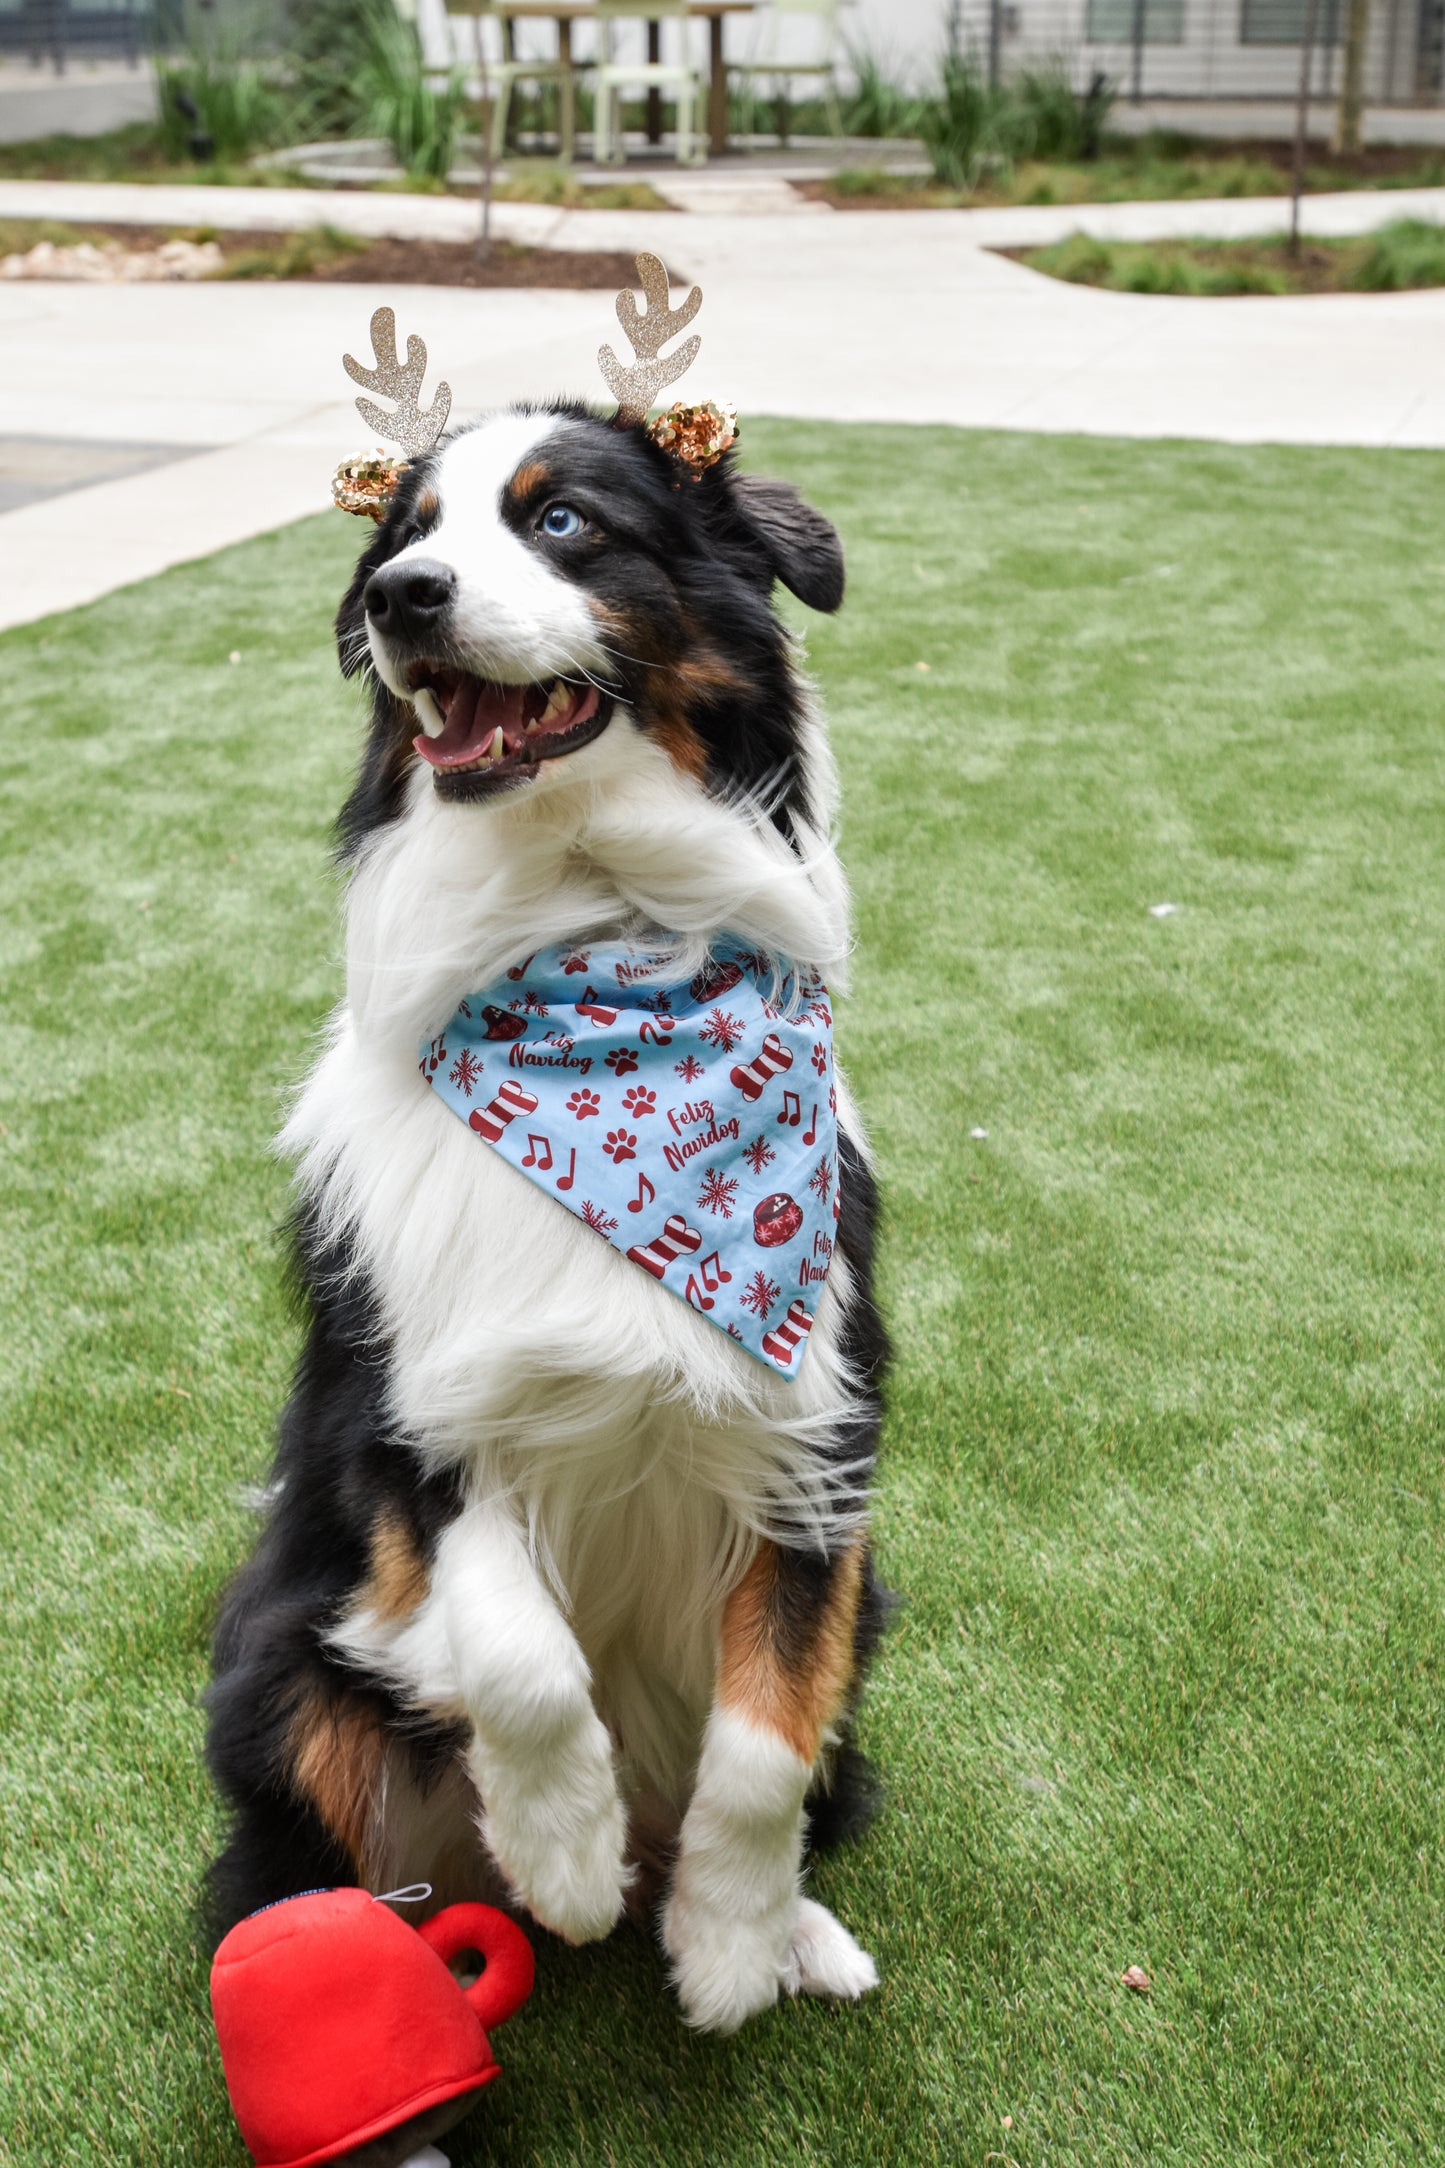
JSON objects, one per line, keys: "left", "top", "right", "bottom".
{"left": 481, "top": 727, "right": 505, "bottom": 763}
{"left": 541, "top": 680, "right": 570, "bottom": 724}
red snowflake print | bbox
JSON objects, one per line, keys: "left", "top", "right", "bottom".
{"left": 448, "top": 1047, "right": 484, "bottom": 1098}
{"left": 808, "top": 1153, "right": 833, "bottom": 1204}
{"left": 580, "top": 1199, "right": 619, "bottom": 1237}
{"left": 621, "top": 1085, "right": 657, "bottom": 1118}
{"left": 605, "top": 1046, "right": 640, "bottom": 1078}
{"left": 566, "top": 1088, "right": 601, "bottom": 1120}
{"left": 513, "top": 988, "right": 549, "bottom": 1017}
{"left": 739, "top": 1268, "right": 781, "bottom": 1321}
{"left": 674, "top": 1053, "right": 705, "bottom": 1083}
{"left": 697, "top": 1166, "right": 739, "bottom": 1218}
{"left": 560, "top": 949, "right": 591, "bottom": 975}
{"left": 602, "top": 1128, "right": 638, "bottom": 1164}
{"left": 726, "top": 1322, "right": 745, "bottom": 1340}
{"left": 639, "top": 990, "right": 673, "bottom": 1013}
{"left": 700, "top": 1007, "right": 744, "bottom": 1054}
{"left": 742, "top": 1133, "right": 776, "bottom": 1176}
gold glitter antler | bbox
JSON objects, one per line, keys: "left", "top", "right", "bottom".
{"left": 599, "top": 254, "right": 702, "bottom": 426}
{"left": 343, "top": 306, "right": 451, "bottom": 460}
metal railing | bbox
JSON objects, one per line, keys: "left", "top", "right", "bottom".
{"left": 936, "top": 0, "right": 1441, "bottom": 108}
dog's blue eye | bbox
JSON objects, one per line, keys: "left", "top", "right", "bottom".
{"left": 542, "top": 505, "right": 583, "bottom": 538}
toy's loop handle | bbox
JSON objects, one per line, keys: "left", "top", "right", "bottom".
{"left": 419, "top": 1904, "right": 535, "bottom": 2033}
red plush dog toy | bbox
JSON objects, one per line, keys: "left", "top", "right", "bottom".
{"left": 211, "top": 1889, "right": 534, "bottom": 2168}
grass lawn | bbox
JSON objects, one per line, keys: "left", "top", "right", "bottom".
{"left": 812, "top": 134, "right": 1445, "bottom": 210}
{"left": 1011, "top": 219, "right": 1445, "bottom": 296}
{"left": 2, "top": 421, "right": 1444, "bottom": 2167}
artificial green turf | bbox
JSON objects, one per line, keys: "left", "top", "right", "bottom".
{"left": 3, "top": 422, "right": 1444, "bottom": 2166}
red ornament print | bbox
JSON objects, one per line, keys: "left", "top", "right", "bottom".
{"left": 753, "top": 1192, "right": 804, "bottom": 1248}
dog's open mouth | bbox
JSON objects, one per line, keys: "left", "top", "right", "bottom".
{"left": 407, "top": 668, "right": 609, "bottom": 798}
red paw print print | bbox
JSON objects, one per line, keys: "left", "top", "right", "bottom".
{"left": 604, "top": 1046, "right": 639, "bottom": 1078}
{"left": 566, "top": 1088, "right": 601, "bottom": 1120}
{"left": 811, "top": 1041, "right": 828, "bottom": 1075}
{"left": 621, "top": 1085, "right": 657, "bottom": 1118}
{"left": 602, "top": 1128, "right": 638, "bottom": 1163}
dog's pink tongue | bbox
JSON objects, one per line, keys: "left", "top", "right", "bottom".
{"left": 415, "top": 680, "right": 527, "bottom": 768}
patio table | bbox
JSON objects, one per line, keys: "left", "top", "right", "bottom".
{"left": 498, "top": 0, "right": 756, "bottom": 161}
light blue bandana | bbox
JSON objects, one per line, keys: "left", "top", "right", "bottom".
{"left": 421, "top": 938, "right": 838, "bottom": 1377}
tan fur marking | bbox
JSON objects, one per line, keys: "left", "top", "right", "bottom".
{"left": 366, "top": 1510, "right": 430, "bottom": 1621}
{"left": 506, "top": 461, "right": 550, "bottom": 504}
{"left": 414, "top": 486, "right": 440, "bottom": 526}
{"left": 648, "top": 707, "right": 709, "bottom": 781}
{"left": 717, "top": 1540, "right": 865, "bottom": 1764}
{"left": 289, "top": 1691, "right": 385, "bottom": 1870}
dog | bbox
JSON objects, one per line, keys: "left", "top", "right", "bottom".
{"left": 206, "top": 399, "right": 891, "bottom": 2040}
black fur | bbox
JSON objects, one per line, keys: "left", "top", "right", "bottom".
{"left": 205, "top": 1211, "right": 467, "bottom": 1940}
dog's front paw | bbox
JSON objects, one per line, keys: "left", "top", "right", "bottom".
{"left": 662, "top": 1880, "right": 795, "bottom": 2033}
{"left": 781, "top": 1896, "right": 879, "bottom": 2002}
{"left": 475, "top": 1714, "right": 630, "bottom": 1945}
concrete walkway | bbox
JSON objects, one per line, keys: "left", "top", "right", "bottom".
{"left": 2, "top": 176, "right": 1443, "bottom": 631}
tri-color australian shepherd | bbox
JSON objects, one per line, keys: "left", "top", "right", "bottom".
{"left": 206, "top": 400, "right": 890, "bottom": 2049}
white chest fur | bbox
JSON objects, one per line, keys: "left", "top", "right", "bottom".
{"left": 285, "top": 719, "right": 866, "bottom": 1797}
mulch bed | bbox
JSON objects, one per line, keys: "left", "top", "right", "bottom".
{"left": 299, "top": 237, "right": 655, "bottom": 288}
{"left": 12, "top": 223, "right": 655, "bottom": 289}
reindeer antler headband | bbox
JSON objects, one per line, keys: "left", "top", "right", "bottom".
{"left": 331, "top": 256, "right": 737, "bottom": 521}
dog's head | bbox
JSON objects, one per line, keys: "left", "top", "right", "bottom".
{"left": 335, "top": 404, "right": 843, "bottom": 851}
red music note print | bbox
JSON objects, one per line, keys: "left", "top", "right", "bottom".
{"left": 776, "top": 1089, "right": 802, "bottom": 1128}
{"left": 627, "top": 1169, "right": 657, "bottom": 1215}
{"left": 802, "top": 1103, "right": 818, "bottom": 1147}
{"left": 505, "top": 952, "right": 537, "bottom": 982}
{"left": 521, "top": 1133, "right": 553, "bottom": 1171}
{"left": 685, "top": 1271, "right": 716, "bottom": 1312}
{"left": 698, "top": 1249, "right": 732, "bottom": 1292}
{"left": 555, "top": 1147, "right": 576, "bottom": 1192}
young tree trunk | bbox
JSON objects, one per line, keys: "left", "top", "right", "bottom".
{"left": 1290, "top": 0, "right": 1320, "bottom": 255}
{"left": 472, "top": 2, "right": 493, "bottom": 264}
{"left": 1333, "top": 0, "right": 1370, "bottom": 156}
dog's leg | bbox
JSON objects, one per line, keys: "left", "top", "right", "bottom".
{"left": 663, "top": 1537, "right": 879, "bottom": 2032}
{"left": 431, "top": 1500, "right": 630, "bottom": 1945}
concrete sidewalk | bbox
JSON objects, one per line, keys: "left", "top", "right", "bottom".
{"left": 2, "top": 178, "right": 1444, "bottom": 632}
{"left": 4, "top": 171, "right": 1445, "bottom": 242}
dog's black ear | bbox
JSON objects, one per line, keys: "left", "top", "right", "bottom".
{"left": 732, "top": 473, "right": 845, "bottom": 614}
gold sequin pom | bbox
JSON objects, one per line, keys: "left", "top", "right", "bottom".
{"left": 647, "top": 399, "right": 739, "bottom": 474}
{"left": 331, "top": 451, "right": 405, "bottom": 521}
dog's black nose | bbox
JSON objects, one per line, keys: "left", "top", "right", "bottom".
{"left": 364, "top": 558, "right": 456, "bottom": 638}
